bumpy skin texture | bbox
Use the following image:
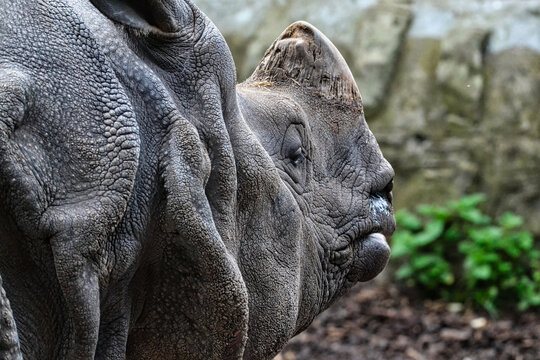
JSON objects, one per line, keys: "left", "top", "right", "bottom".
{"left": 0, "top": 0, "right": 395, "bottom": 359}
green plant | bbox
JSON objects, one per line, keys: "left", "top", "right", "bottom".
{"left": 391, "top": 194, "right": 540, "bottom": 315}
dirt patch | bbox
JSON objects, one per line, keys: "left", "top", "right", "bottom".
{"left": 276, "top": 282, "right": 540, "bottom": 360}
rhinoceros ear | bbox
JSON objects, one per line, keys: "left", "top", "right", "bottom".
{"left": 89, "top": 0, "right": 187, "bottom": 33}
{"left": 248, "top": 21, "right": 363, "bottom": 111}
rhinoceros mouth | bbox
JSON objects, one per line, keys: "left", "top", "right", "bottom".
{"left": 330, "top": 217, "right": 392, "bottom": 278}
{"left": 330, "top": 228, "right": 390, "bottom": 265}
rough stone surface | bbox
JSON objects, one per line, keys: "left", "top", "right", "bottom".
{"left": 481, "top": 48, "right": 540, "bottom": 235}
{"left": 352, "top": 2, "right": 413, "bottom": 113}
{"left": 436, "top": 26, "right": 490, "bottom": 120}
{"left": 195, "top": 0, "right": 540, "bottom": 236}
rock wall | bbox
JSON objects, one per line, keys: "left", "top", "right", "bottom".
{"left": 194, "top": 0, "right": 540, "bottom": 236}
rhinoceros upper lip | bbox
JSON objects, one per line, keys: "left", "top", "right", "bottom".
{"left": 330, "top": 243, "right": 353, "bottom": 265}
{"left": 342, "top": 225, "right": 379, "bottom": 245}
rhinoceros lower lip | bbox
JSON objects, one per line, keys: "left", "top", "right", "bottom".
{"left": 363, "top": 233, "right": 390, "bottom": 249}
{"left": 348, "top": 232, "right": 391, "bottom": 282}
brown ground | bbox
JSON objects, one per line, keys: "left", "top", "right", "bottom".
{"left": 275, "top": 282, "right": 540, "bottom": 360}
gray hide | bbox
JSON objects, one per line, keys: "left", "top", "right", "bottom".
{"left": 0, "top": 0, "right": 395, "bottom": 359}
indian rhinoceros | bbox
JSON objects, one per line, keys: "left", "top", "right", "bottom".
{"left": 0, "top": 0, "right": 395, "bottom": 359}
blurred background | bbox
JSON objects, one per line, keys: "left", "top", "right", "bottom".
{"left": 194, "top": 0, "right": 540, "bottom": 359}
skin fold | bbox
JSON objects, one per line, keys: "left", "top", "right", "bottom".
{"left": 0, "top": 0, "right": 395, "bottom": 359}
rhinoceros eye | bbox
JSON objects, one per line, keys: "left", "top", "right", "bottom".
{"left": 290, "top": 146, "right": 305, "bottom": 166}
{"left": 280, "top": 122, "right": 309, "bottom": 188}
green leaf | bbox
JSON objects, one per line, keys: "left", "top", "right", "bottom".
{"left": 452, "top": 193, "right": 486, "bottom": 210}
{"left": 497, "top": 262, "right": 512, "bottom": 274}
{"left": 514, "top": 232, "right": 533, "bottom": 251}
{"left": 529, "top": 250, "right": 540, "bottom": 260}
{"left": 502, "top": 276, "right": 518, "bottom": 288}
{"left": 483, "top": 253, "right": 500, "bottom": 263}
{"left": 474, "top": 289, "right": 498, "bottom": 316}
{"left": 413, "top": 220, "right": 444, "bottom": 247}
{"left": 395, "top": 209, "right": 422, "bottom": 231}
{"left": 503, "top": 243, "right": 521, "bottom": 258}
{"left": 390, "top": 231, "right": 414, "bottom": 258}
{"left": 459, "top": 208, "right": 490, "bottom": 225}
{"left": 468, "top": 227, "right": 503, "bottom": 246}
{"left": 458, "top": 241, "right": 474, "bottom": 254}
{"left": 498, "top": 212, "right": 524, "bottom": 229}
{"left": 471, "top": 264, "right": 492, "bottom": 280}
{"left": 442, "top": 271, "right": 455, "bottom": 285}
{"left": 471, "top": 250, "right": 490, "bottom": 264}
{"left": 443, "top": 225, "right": 462, "bottom": 242}
{"left": 518, "top": 300, "right": 529, "bottom": 311}
{"left": 412, "top": 254, "right": 440, "bottom": 270}
{"left": 488, "top": 286, "right": 499, "bottom": 298}
{"left": 528, "top": 294, "right": 540, "bottom": 306}
{"left": 483, "top": 300, "right": 498, "bottom": 316}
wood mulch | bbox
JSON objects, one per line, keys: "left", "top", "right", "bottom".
{"left": 275, "top": 281, "right": 540, "bottom": 360}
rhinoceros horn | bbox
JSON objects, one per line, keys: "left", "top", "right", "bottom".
{"left": 248, "top": 21, "right": 363, "bottom": 112}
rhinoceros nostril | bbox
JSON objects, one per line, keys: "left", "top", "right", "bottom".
{"left": 371, "top": 177, "right": 393, "bottom": 200}
{"left": 383, "top": 178, "right": 394, "bottom": 193}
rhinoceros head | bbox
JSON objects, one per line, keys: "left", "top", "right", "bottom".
{"left": 235, "top": 21, "right": 395, "bottom": 357}
{"left": 0, "top": 1, "right": 394, "bottom": 359}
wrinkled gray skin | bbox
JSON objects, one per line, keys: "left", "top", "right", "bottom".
{"left": 0, "top": 0, "right": 395, "bottom": 359}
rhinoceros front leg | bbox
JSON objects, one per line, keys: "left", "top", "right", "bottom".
{"left": 50, "top": 228, "right": 101, "bottom": 360}
{"left": 0, "top": 274, "right": 23, "bottom": 360}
